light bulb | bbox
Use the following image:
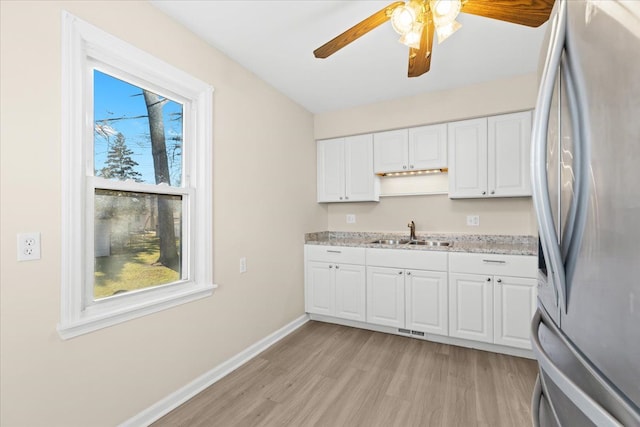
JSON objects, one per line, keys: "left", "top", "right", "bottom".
{"left": 435, "top": 0, "right": 452, "bottom": 16}
{"left": 391, "top": 5, "right": 416, "bottom": 35}
{"left": 435, "top": 19, "right": 462, "bottom": 43}
{"left": 399, "top": 22, "right": 424, "bottom": 49}
{"left": 430, "top": 0, "right": 461, "bottom": 26}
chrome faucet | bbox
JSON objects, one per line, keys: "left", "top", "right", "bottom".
{"left": 408, "top": 220, "right": 416, "bottom": 241}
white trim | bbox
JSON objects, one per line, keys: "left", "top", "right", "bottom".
{"left": 60, "top": 11, "right": 215, "bottom": 339}
{"left": 90, "top": 177, "right": 193, "bottom": 196}
{"left": 309, "top": 314, "right": 535, "bottom": 359}
{"left": 119, "top": 315, "right": 310, "bottom": 427}
{"left": 58, "top": 284, "right": 217, "bottom": 340}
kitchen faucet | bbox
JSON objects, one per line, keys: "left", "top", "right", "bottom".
{"left": 408, "top": 220, "right": 416, "bottom": 241}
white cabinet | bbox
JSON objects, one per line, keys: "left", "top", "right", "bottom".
{"left": 494, "top": 275, "right": 537, "bottom": 349}
{"left": 448, "top": 252, "right": 537, "bottom": 349}
{"left": 366, "top": 249, "right": 448, "bottom": 336}
{"left": 373, "top": 124, "right": 447, "bottom": 174}
{"left": 366, "top": 266, "right": 405, "bottom": 328}
{"left": 335, "top": 263, "right": 367, "bottom": 321}
{"left": 449, "top": 273, "right": 495, "bottom": 343}
{"left": 448, "top": 118, "right": 488, "bottom": 198}
{"left": 448, "top": 111, "right": 532, "bottom": 198}
{"left": 405, "top": 269, "right": 448, "bottom": 336}
{"left": 306, "top": 261, "right": 335, "bottom": 316}
{"left": 317, "top": 135, "right": 379, "bottom": 203}
{"left": 488, "top": 112, "right": 533, "bottom": 197}
{"left": 305, "top": 246, "right": 366, "bottom": 321}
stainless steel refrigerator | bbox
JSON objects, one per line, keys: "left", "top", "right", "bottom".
{"left": 530, "top": 0, "right": 640, "bottom": 425}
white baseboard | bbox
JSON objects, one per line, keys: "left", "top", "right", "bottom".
{"left": 119, "top": 314, "right": 310, "bottom": 427}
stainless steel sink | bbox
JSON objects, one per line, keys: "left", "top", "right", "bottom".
{"left": 371, "top": 239, "right": 451, "bottom": 247}
{"left": 408, "top": 240, "right": 451, "bottom": 246}
{"left": 370, "top": 239, "right": 409, "bottom": 245}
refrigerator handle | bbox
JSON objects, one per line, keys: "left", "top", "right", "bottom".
{"left": 530, "top": 309, "right": 624, "bottom": 427}
{"left": 560, "top": 17, "right": 591, "bottom": 303}
{"left": 531, "top": 0, "right": 568, "bottom": 313}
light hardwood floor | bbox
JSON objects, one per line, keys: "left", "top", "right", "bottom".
{"left": 153, "top": 321, "right": 538, "bottom": 427}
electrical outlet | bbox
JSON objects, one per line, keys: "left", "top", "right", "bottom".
{"left": 466, "top": 215, "right": 480, "bottom": 226}
{"left": 239, "top": 257, "right": 247, "bottom": 273}
{"left": 346, "top": 214, "right": 356, "bottom": 224}
{"left": 17, "top": 232, "right": 41, "bottom": 261}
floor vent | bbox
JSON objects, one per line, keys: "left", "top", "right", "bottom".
{"left": 411, "top": 330, "right": 425, "bottom": 336}
{"left": 398, "top": 328, "right": 411, "bottom": 334}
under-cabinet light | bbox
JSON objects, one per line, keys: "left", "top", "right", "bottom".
{"left": 377, "top": 168, "right": 448, "bottom": 177}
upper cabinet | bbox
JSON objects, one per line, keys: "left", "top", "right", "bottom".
{"left": 448, "top": 111, "right": 532, "bottom": 199}
{"left": 373, "top": 123, "right": 447, "bottom": 174}
{"left": 317, "top": 135, "right": 379, "bottom": 203}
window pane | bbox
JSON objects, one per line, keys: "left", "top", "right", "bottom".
{"left": 94, "top": 189, "right": 183, "bottom": 300}
{"left": 93, "top": 70, "right": 183, "bottom": 186}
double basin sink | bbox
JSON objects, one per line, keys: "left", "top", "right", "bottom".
{"left": 370, "top": 238, "right": 452, "bottom": 247}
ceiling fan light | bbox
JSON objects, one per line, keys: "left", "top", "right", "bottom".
{"left": 398, "top": 22, "right": 424, "bottom": 49}
{"left": 435, "top": 19, "right": 461, "bottom": 43}
{"left": 430, "top": 0, "right": 461, "bottom": 26}
{"left": 391, "top": 5, "right": 417, "bottom": 35}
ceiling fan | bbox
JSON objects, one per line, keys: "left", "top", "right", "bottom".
{"left": 313, "top": 0, "right": 555, "bottom": 77}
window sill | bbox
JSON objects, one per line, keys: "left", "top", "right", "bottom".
{"left": 57, "top": 282, "right": 217, "bottom": 340}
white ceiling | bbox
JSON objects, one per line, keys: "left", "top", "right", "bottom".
{"left": 150, "top": 1, "right": 548, "bottom": 113}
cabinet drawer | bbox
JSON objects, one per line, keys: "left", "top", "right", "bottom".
{"left": 305, "top": 245, "right": 365, "bottom": 264}
{"left": 449, "top": 252, "right": 537, "bottom": 278}
{"left": 366, "top": 248, "right": 447, "bottom": 271}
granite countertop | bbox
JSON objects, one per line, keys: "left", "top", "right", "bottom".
{"left": 305, "top": 231, "right": 537, "bottom": 256}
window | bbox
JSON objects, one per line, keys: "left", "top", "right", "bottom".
{"left": 60, "top": 12, "right": 215, "bottom": 339}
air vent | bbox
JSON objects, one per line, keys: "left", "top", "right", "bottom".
{"left": 411, "top": 330, "right": 425, "bottom": 336}
{"left": 398, "top": 328, "right": 411, "bottom": 334}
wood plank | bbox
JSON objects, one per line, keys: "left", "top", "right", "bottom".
{"left": 152, "top": 321, "right": 538, "bottom": 427}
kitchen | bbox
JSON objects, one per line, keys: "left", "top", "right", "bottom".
{"left": 1, "top": 1, "right": 638, "bottom": 426}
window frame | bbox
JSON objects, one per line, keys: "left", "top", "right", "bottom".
{"left": 60, "top": 11, "right": 215, "bottom": 339}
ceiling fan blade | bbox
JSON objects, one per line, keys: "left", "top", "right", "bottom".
{"left": 313, "top": 1, "right": 405, "bottom": 59}
{"left": 408, "top": 19, "right": 435, "bottom": 78}
{"left": 461, "top": 0, "right": 555, "bottom": 27}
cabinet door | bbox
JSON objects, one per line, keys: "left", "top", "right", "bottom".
{"left": 345, "top": 134, "right": 378, "bottom": 202}
{"left": 493, "top": 276, "right": 537, "bottom": 349}
{"left": 409, "top": 123, "right": 447, "bottom": 170}
{"left": 449, "top": 273, "right": 493, "bottom": 343}
{"left": 367, "top": 266, "right": 405, "bottom": 328}
{"left": 373, "top": 129, "right": 409, "bottom": 173}
{"left": 306, "top": 261, "right": 335, "bottom": 316}
{"left": 448, "top": 118, "right": 488, "bottom": 198}
{"left": 488, "top": 111, "right": 532, "bottom": 197}
{"left": 405, "top": 270, "right": 448, "bottom": 336}
{"left": 335, "top": 264, "right": 366, "bottom": 322}
{"left": 317, "top": 138, "right": 345, "bottom": 202}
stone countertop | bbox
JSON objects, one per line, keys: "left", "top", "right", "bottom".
{"left": 305, "top": 231, "right": 537, "bottom": 256}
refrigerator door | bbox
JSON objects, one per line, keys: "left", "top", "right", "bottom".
{"left": 531, "top": 310, "right": 640, "bottom": 426}
{"left": 559, "top": 0, "right": 640, "bottom": 411}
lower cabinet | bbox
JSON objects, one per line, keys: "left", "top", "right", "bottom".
{"left": 449, "top": 273, "right": 494, "bottom": 343}
{"left": 493, "top": 275, "right": 537, "bottom": 348}
{"left": 305, "top": 245, "right": 536, "bottom": 351}
{"left": 365, "top": 248, "right": 449, "bottom": 336}
{"left": 405, "top": 269, "right": 449, "bottom": 336}
{"left": 448, "top": 252, "right": 538, "bottom": 349}
{"left": 334, "top": 263, "right": 367, "bottom": 321}
{"left": 366, "top": 267, "right": 405, "bottom": 328}
{"left": 305, "top": 246, "right": 366, "bottom": 322}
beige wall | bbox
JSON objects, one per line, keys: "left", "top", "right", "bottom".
{"left": 327, "top": 195, "right": 536, "bottom": 235}
{"left": 0, "top": 2, "right": 325, "bottom": 426}
{"left": 315, "top": 75, "right": 540, "bottom": 235}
